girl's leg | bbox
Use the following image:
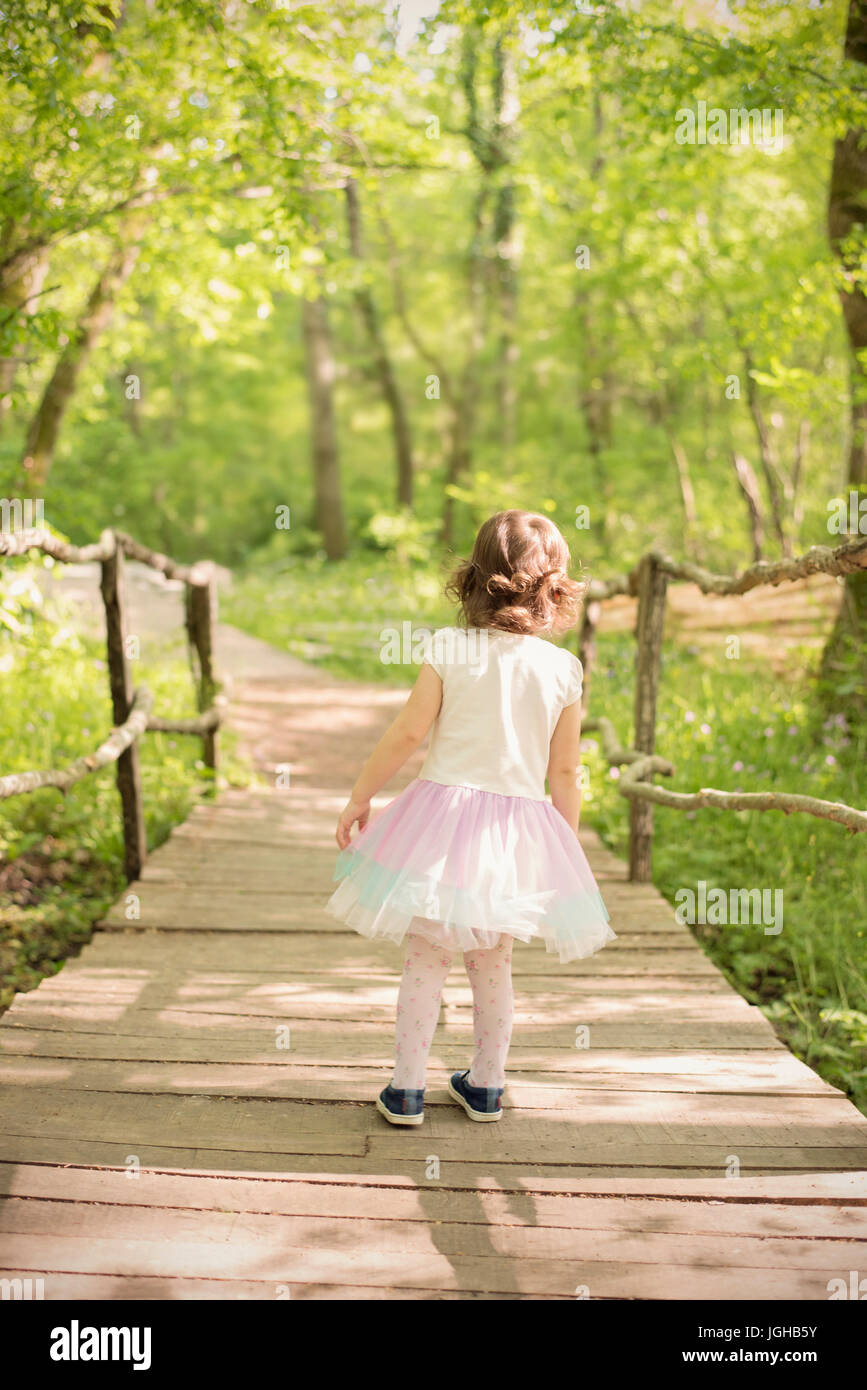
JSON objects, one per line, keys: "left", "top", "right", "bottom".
{"left": 392, "top": 925, "right": 454, "bottom": 1090}
{"left": 463, "top": 933, "right": 514, "bottom": 1089}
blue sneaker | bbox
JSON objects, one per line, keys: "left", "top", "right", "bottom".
{"left": 448, "top": 1070, "right": 503, "bottom": 1122}
{"left": 376, "top": 1084, "right": 425, "bottom": 1126}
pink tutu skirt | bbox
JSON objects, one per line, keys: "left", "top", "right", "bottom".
{"left": 326, "top": 778, "right": 615, "bottom": 963}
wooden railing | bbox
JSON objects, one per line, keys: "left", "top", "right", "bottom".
{"left": 577, "top": 536, "right": 867, "bottom": 879}
{"left": 2, "top": 524, "right": 865, "bottom": 889}
{"left": 0, "top": 527, "right": 222, "bottom": 881}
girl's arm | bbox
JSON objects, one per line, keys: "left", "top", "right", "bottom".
{"left": 547, "top": 700, "right": 582, "bottom": 835}
{"left": 336, "top": 663, "right": 443, "bottom": 849}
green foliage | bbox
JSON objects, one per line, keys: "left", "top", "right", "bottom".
{"left": 1, "top": 0, "right": 862, "bottom": 571}
{"left": 0, "top": 559, "right": 252, "bottom": 1011}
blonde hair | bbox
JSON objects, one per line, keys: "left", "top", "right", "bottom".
{"left": 446, "top": 510, "right": 585, "bottom": 634}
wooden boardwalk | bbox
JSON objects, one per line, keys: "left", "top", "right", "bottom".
{"left": 1, "top": 629, "right": 867, "bottom": 1299}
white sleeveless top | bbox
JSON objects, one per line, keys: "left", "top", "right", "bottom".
{"left": 419, "top": 626, "right": 583, "bottom": 802}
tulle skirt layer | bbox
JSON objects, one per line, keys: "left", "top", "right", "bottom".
{"left": 326, "top": 778, "right": 615, "bottom": 964}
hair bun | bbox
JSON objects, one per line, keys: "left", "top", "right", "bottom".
{"left": 446, "top": 512, "right": 585, "bottom": 636}
{"left": 485, "top": 569, "right": 534, "bottom": 598}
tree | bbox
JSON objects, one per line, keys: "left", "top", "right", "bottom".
{"left": 821, "top": 0, "right": 867, "bottom": 705}
{"left": 18, "top": 219, "right": 145, "bottom": 493}
{"left": 344, "top": 177, "right": 414, "bottom": 508}
{"left": 301, "top": 286, "right": 347, "bottom": 560}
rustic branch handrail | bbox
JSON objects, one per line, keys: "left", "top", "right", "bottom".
{"left": 619, "top": 757, "right": 867, "bottom": 834}
{"left": 578, "top": 534, "right": 867, "bottom": 877}
{"left": 0, "top": 526, "right": 213, "bottom": 586}
{"left": 1, "top": 524, "right": 222, "bottom": 879}
{"left": 0, "top": 687, "right": 154, "bottom": 800}
{"left": 584, "top": 534, "right": 867, "bottom": 602}
{"left": 583, "top": 716, "right": 672, "bottom": 771}
{"left": 0, "top": 527, "right": 116, "bottom": 565}
{"left": 146, "top": 705, "right": 223, "bottom": 735}
{"left": 581, "top": 729, "right": 867, "bottom": 834}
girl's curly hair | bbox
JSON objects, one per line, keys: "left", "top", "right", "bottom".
{"left": 445, "top": 510, "right": 586, "bottom": 635}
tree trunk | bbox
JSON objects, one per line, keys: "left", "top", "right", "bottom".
{"left": 491, "top": 36, "right": 520, "bottom": 467}
{"left": 441, "top": 398, "right": 473, "bottom": 548}
{"left": 441, "top": 185, "right": 487, "bottom": 547}
{"left": 790, "top": 418, "right": 810, "bottom": 543}
{"left": 0, "top": 242, "right": 50, "bottom": 433}
{"left": 665, "top": 429, "right": 698, "bottom": 557}
{"left": 344, "top": 178, "right": 414, "bottom": 508}
{"left": 742, "top": 348, "right": 791, "bottom": 556}
{"left": 731, "top": 452, "right": 766, "bottom": 561}
{"left": 18, "top": 229, "right": 143, "bottom": 494}
{"left": 820, "top": 0, "right": 867, "bottom": 706}
{"left": 301, "top": 290, "right": 347, "bottom": 560}
{"left": 0, "top": 12, "right": 122, "bottom": 435}
{"left": 575, "top": 94, "right": 614, "bottom": 542}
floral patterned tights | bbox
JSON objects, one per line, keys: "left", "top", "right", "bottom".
{"left": 391, "top": 927, "right": 514, "bottom": 1091}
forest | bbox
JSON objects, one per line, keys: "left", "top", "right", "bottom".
{"left": 1, "top": 0, "right": 866, "bottom": 1113}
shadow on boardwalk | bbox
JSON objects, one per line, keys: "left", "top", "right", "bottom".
{"left": 1, "top": 617, "right": 866, "bottom": 1299}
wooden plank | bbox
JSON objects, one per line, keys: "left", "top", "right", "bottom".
{"left": 0, "top": 1050, "right": 839, "bottom": 1095}
{"left": 0, "top": 1089, "right": 864, "bottom": 1170}
{"left": 0, "top": 1060, "right": 855, "bottom": 1128}
{"left": 0, "top": 1133, "right": 856, "bottom": 1179}
{"left": 6, "top": 1160, "right": 863, "bottom": 1200}
{"left": 10, "top": 966, "right": 752, "bottom": 1012}
{"left": 0, "top": 1233, "right": 858, "bottom": 1298}
{"left": 0, "top": 1012, "right": 782, "bottom": 1052}
{"left": 0, "top": 1271, "right": 521, "bottom": 1300}
{"left": 1, "top": 992, "right": 781, "bottom": 1045}
{"left": 0, "top": 1034, "right": 836, "bottom": 1094}
{"left": 100, "top": 884, "right": 692, "bottom": 936}
{"left": 2, "top": 984, "right": 762, "bottom": 1023}
{"left": 6, "top": 1164, "right": 865, "bottom": 1235}
{"left": 3, "top": 1197, "right": 866, "bottom": 1275}
{"left": 71, "top": 938, "right": 733, "bottom": 988}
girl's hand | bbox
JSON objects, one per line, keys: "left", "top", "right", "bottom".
{"left": 336, "top": 798, "right": 371, "bottom": 849}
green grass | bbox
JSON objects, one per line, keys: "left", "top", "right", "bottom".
{"left": 224, "top": 550, "right": 867, "bottom": 1115}
{"left": 222, "top": 545, "right": 456, "bottom": 685}
{"left": 0, "top": 559, "right": 253, "bottom": 1012}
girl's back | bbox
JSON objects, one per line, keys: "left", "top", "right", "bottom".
{"left": 420, "top": 626, "right": 584, "bottom": 802}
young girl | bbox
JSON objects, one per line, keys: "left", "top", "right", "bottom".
{"left": 326, "top": 510, "right": 615, "bottom": 1126}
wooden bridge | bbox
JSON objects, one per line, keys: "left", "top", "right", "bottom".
{"left": 1, "top": 611, "right": 866, "bottom": 1299}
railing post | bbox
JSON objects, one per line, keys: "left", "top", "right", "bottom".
{"left": 100, "top": 530, "right": 146, "bottom": 881}
{"left": 629, "top": 552, "right": 668, "bottom": 882}
{"left": 186, "top": 562, "right": 219, "bottom": 778}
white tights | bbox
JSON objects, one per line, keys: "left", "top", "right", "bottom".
{"left": 391, "top": 926, "right": 514, "bottom": 1091}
